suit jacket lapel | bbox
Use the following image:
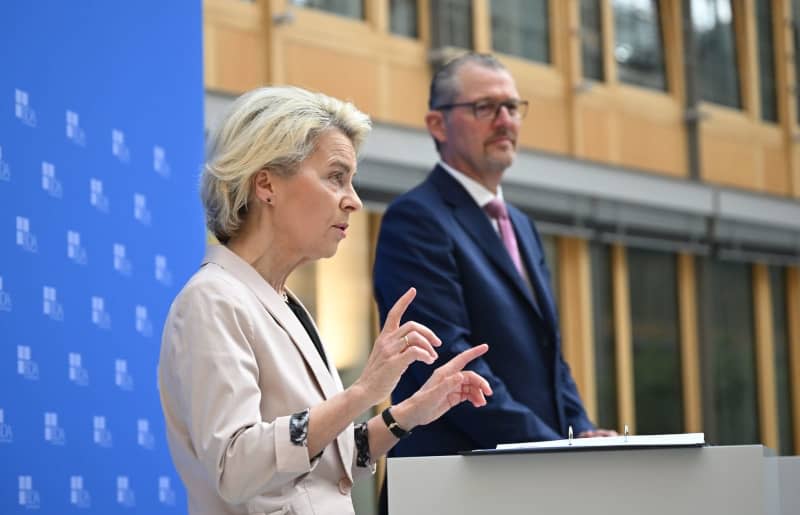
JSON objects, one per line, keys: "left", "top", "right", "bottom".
{"left": 202, "top": 245, "right": 340, "bottom": 401}
{"left": 508, "top": 207, "right": 558, "bottom": 329}
{"left": 430, "top": 166, "right": 541, "bottom": 317}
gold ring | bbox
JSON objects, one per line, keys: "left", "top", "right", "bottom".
{"left": 402, "top": 335, "right": 409, "bottom": 349}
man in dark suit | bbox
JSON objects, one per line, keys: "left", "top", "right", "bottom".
{"left": 373, "top": 54, "right": 615, "bottom": 466}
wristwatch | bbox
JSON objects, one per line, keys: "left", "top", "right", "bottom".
{"left": 381, "top": 407, "right": 411, "bottom": 439}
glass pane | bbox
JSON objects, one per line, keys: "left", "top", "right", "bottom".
{"left": 612, "top": 0, "right": 667, "bottom": 91}
{"left": 390, "top": 0, "right": 418, "bottom": 38}
{"left": 431, "top": 0, "right": 473, "bottom": 49}
{"left": 769, "top": 266, "right": 795, "bottom": 455}
{"left": 793, "top": 0, "right": 800, "bottom": 122}
{"left": 581, "top": 0, "right": 605, "bottom": 81}
{"left": 490, "top": 0, "right": 550, "bottom": 63}
{"left": 540, "top": 234, "right": 559, "bottom": 307}
{"left": 591, "top": 242, "right": 618, "bottom": 431}
{"left": 290, "top": 0, "right": 364, "bottom": 19}
{"left": 628, "top": 248, "right": 683, "bottom": 434}
{"left": 691, "top": 0, "right": 741, "bottom": 108}
{"left": 756, "top": 0, "right": 778, "bottom": 122}
{"left": 697, "top": 257, "right": 759, "bottom": 445}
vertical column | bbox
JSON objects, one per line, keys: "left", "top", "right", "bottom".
{"left": 262, "top": 0, "right": 287, "bottom": 84}
{"left": 737, "top": 0, "right": 760, "bottom": 120}
{"left": 677, "top": 253, "right": 702, "bottom": 433}
{"left": 472, "top": 0, "right": 491, "bottom": 52}
{"left": 562, "top": 0, "right": 582, "bottom": 157}
{"left": 418, "top": 0, "right": 432, "bottom": 47}
{"left": 752, "top": 263, "right": 779, "bottom": 450}
{"left": 611, "top": 244, "right": 635, "bottom": 432}
{"left": 787, "top": 266, "right": 800, "bottom": 451}
{"left": 366, "top": 0, "right": 389, "bottom": 33}
{"left": 557, "top": 237, "right": 597, "bottom": 421}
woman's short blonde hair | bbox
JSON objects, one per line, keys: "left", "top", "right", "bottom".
{"left": 201, "top": 86, "right": 372, "bottom": 244}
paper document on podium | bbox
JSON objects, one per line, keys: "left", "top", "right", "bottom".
{"left": 496, "top": 432, "right": 705, "bottom": 451}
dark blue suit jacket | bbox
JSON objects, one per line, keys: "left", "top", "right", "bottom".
{"left": 373, "top": 165, "right": 594, "bottom": 456}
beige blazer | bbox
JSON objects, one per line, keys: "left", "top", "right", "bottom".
{"left": 158, "top": 245, "right": 372, "bottom": 515}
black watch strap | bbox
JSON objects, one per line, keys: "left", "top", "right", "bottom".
{"left": 381, "top": 407, "right": 411, "bottom": 439}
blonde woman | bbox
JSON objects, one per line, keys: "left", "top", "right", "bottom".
{"left": 158, "top": 86, "right": 492, "bottom": 515}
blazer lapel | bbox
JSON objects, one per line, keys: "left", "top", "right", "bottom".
{"left": 430, "top": 167, "right": 541, "bottom": 316}
{"left": 202, "top": 245, "right": 340, "bottom": 401}
{"left": 508, "top": 207, "right": 558, "bottom": 329}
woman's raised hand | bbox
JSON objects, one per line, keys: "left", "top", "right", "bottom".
{"left": 353, "top": 288, "right": 442, "bottom": 406}
{"left": 392, "top": 344, "right": 492, "bottom": 430}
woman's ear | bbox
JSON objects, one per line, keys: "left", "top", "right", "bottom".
{"left": 252, "top": 168, "right": 275, "bottom": 204}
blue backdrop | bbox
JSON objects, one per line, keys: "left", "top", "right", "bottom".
{"left": 0, "top": 1, "right": 205, "bottom": 512}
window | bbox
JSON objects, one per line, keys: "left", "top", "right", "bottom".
{"left": 390, "top": 0, "right": 418, "bottom": 38}
{"left": 591, "top": 242, "right": 618, "bottom": 431}
{"left": 755, "top": 0, "right": 778, "bottom": 122}
{"left": 792, "top": 0, "right": 800, "bottom": 122}
{"left": 490, "top": 0, "right": 550, "bottom": 63}
{"left": 581, "top": 0, "right": 605, "bottom": 81}
{"left": 430, "top": 0, "right": 472, "bottom": 49}
{"left": 691, "top": 0, "right": 741, "bottom": 108}
{"left": 290, "top": 0, "right": 364, "bottom": 20}
{"left": 612, "top": 0, "right": 667, "bottom": 91}
{"left": 697, "top": 258, "right": 759, "bottom": 445}
{"left": 628, "top": 249, "right": 683, "bottom": 434}
{"left": 769, "top": 266, "right": 794, "bottom": 455}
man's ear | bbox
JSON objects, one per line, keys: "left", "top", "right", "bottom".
{"left": 252, "top": 168, "right": 275, "bottom": 203}
{"left": 425, "top": 111, "right": 447, "bottom": 147}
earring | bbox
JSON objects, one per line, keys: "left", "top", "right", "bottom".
{"left": 264, "top": 197, "right": 272, "bottom": 204}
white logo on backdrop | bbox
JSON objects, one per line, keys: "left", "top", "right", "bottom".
{"left": 0, "top": 276, "right": 12, "bottom": 312}
{"left": 41, "top": 161, "right": 63, "bottom": 199}
{"left": 91, "top": 296, "right": 111, "bottom": 329}
{"left": 70, "top": 476, "right": 91, "bottom": 508}
{"left": 0, "top": 145, "right": 10, "bottom": 182}
{"left": 158, "top": 477, "right": 176, "bottom": 506}
{"left": 111, "top": 129, "right": 130, "bottom": 163}
{"left": 18, "top": 476, "right": 41, "bottom": 509}
{"left": 135, "top": 305, "right": 153, "bottom": 337}
{"left": 137, "top": 419, "right": 155, "bottom": 450}
{"left": 66, "top": 110, "right": 86, "bottom": 146}
{"left": 43, "top": 286, "right": 64, "bottom": 321}
{"left": 153, "top": 145, "right": 171, "bottom": 178}
{"left": 155, "top": 254, "right": 173, "bottom": 286}
{"left": 44, "top": 412, "right": 66, "bottom": 445}
{"left": 117, "top": 476, "right": 136, "bottom": 507}
{"left": 115, "top": 359, "right": 134, "bottom": 391}
{"left": 16, "top": 216, "right": 38, "bottom": 253}
{"left": 133, "top": 193, "right": 152, "bottom": 225}
{"left": 0, "top": 408, "right": 14, "bottom": 443}
{"left": 113, "top": 244, "right": 132, "bottom": 276}
{"left": 17, "top": 345, "right": 39, "bottom": 380}
{"left": 93, "top": 416, "right": 113, "bottom": 447}
{"left": 67, "top": 230, "right": 88, "bottom": 265}
{"left": 68, "top": 352, "right": 89, "bottom": 386}
{"left": 89, "top": 178, "right": 109, "bottom": 213}
{"left": 15, "top": 89, "right": 37, "bottom": 127}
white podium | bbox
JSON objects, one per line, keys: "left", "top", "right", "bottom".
{"left": 387, "top": 445, "right": 798, "bottom": 515}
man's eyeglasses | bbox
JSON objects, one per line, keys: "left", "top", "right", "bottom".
{"left": 433, "top": 99, "right": 529, "bottom": 120}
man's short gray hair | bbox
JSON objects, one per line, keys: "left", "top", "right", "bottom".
{"left": 428, "top": 53, "right": 507, "bottom": 110}
{"left": 201, "top": 86, "right": 371, "bottom": 244}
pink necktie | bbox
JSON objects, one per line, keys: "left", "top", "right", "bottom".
{"left": 484, "top": 199, "right": 525, "bottom": 276}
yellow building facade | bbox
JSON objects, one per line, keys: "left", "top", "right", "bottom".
{"left": 203, "top": 1, "right": 800, "bottom": 510}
